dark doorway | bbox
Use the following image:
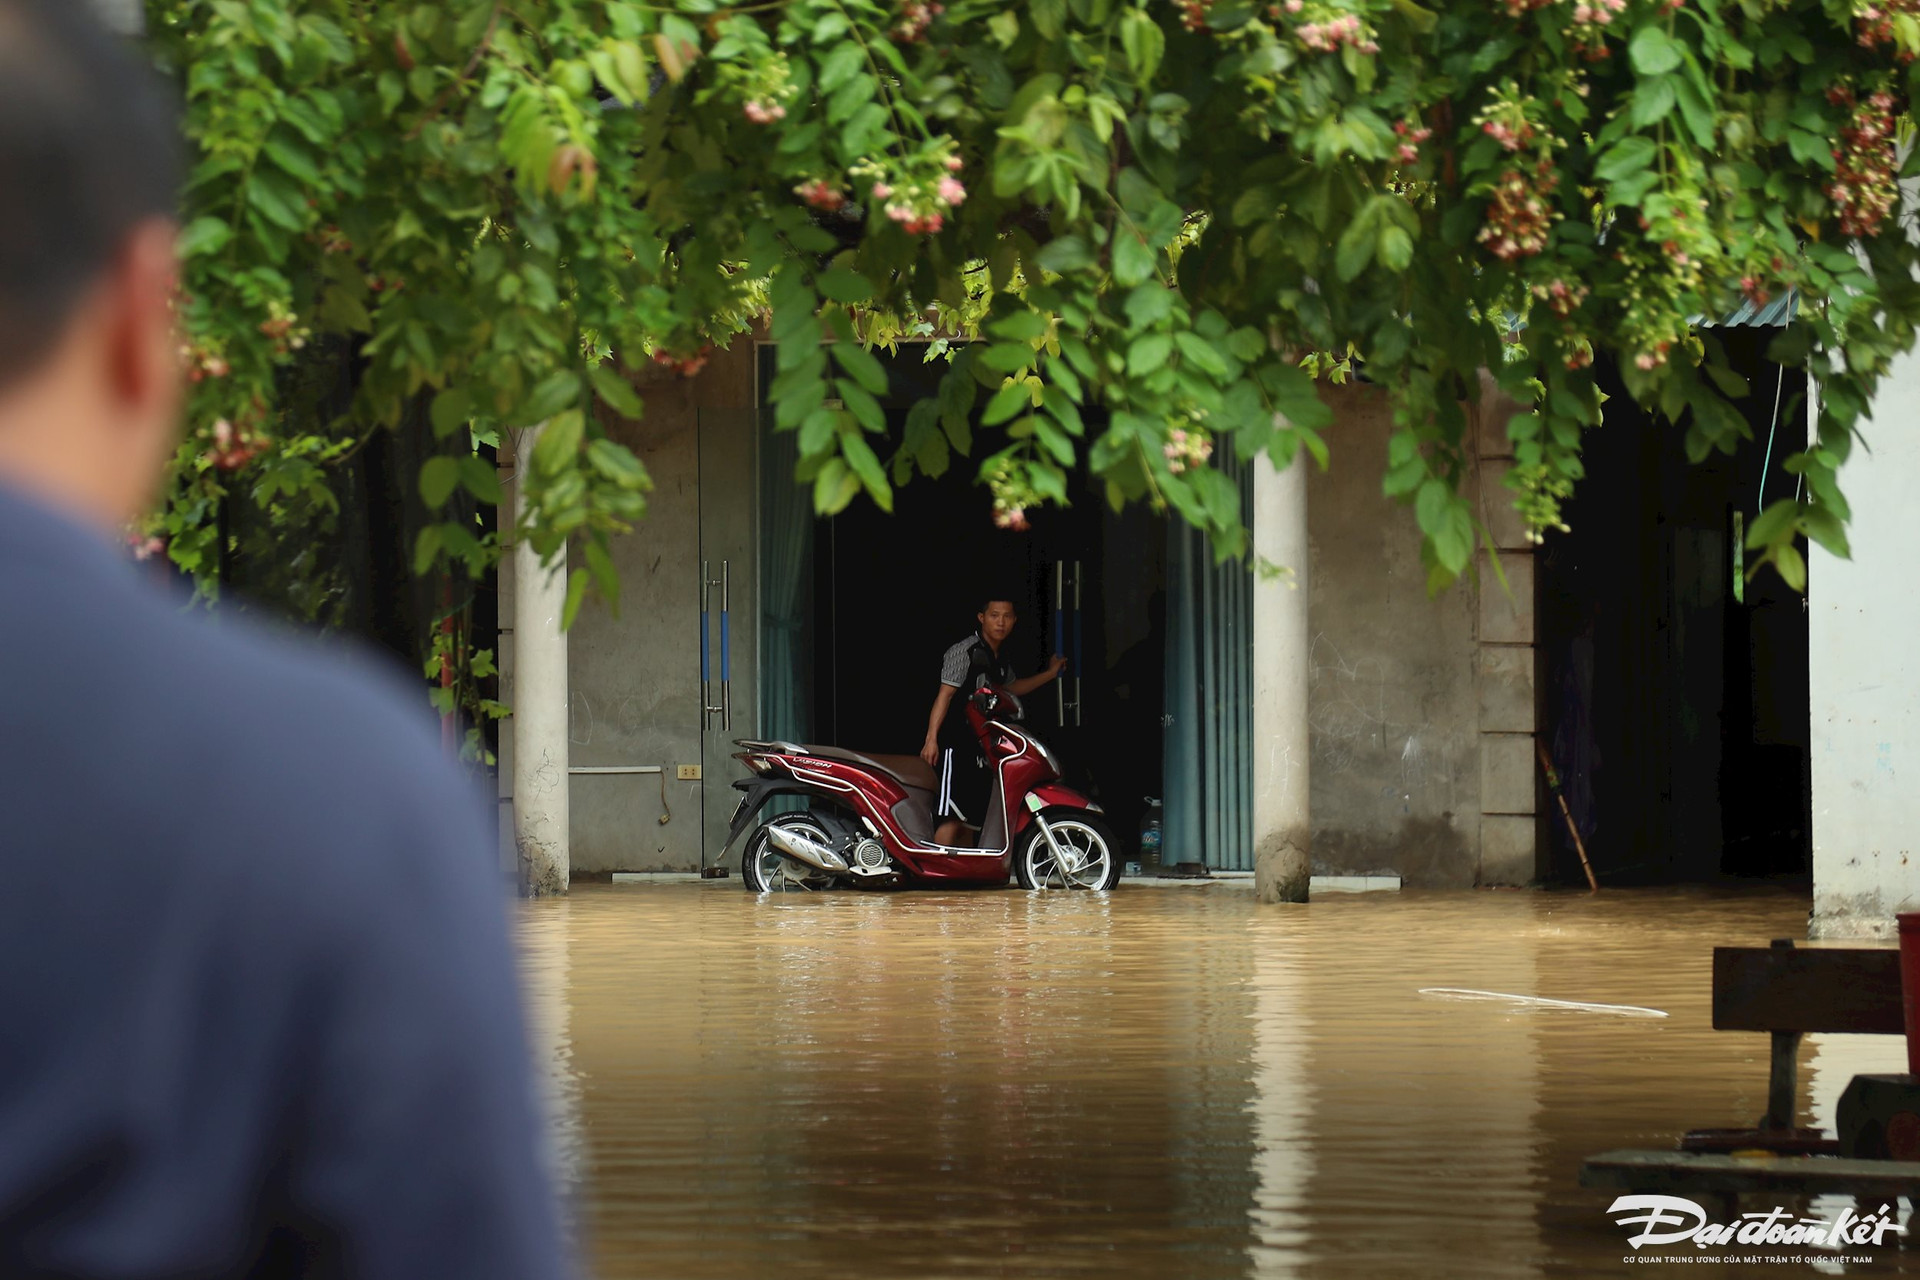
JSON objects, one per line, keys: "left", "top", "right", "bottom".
{"left": 1536, "top": 329, "right": 1811, "bottom": 885}
{"left": 762, "top": 347, "right": 1167, "bottom": 851}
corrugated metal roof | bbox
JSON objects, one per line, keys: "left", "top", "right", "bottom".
{"left": 1506, "top": 288, "right": 1798, "bottom": 335}
{"left": 1691, "top": 289, "right": 1798, "bottom": 328}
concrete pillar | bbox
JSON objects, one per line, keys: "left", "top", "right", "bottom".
{"left": 1810, "top": 365, "right": 1920, "bottom": 938}
{"left": 1253, "top": 455, "right": 1311, "bottom": 903}
{"left": 89, "top": 0, "right": 144, "bottom": 35}
{"left": 511, "top": 425, "right": 570, "bottom": 897}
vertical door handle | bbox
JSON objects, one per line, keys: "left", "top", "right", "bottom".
{"left": 1072, "top": 560, "right": 1083, "bottom": 727}
{"left": 1054, "top": 561, "right": 1066, "bottom": 727}
{"left": 700, "top": 561, "right": 712, "bottom": 730}
{"left": 720, "top": 560, "right": 732, "bottom": 732}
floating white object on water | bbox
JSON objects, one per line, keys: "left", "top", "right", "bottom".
{"left": 1417, "top": 987, "right": 1668, "bottom": 1019}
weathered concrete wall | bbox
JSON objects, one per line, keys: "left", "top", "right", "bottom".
{"left": 501, "top": 340, "right": 759, "bottom": 875}
{"left": 1303, "top": 382, "right": 1536, "bottom": 887}
{"left": 1810, "top": 361, "right": 1920, "bottom": 937}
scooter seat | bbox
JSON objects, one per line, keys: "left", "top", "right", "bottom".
{"left": 799, "top": 744, "right": 938, "bottom": 793}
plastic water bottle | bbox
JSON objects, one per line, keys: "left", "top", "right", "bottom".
{"left": 1139, "top": 797, "right": 1163, "bottom": 862}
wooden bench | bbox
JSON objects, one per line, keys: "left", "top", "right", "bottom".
{"left": 1584, "top": 1149, "right": 1920, "bottom": 1199}
{"left": 1711, "top": 940, "right": 1905, "bottom": 1137}
{"left": 1580, "top": 939, "right": 1911, "bottom": 1209}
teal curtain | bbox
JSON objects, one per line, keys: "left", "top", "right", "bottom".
{"left": 1162, "top": 451, "right": 1255, "bottom": 871}
{"left": 758, "top": 417, "right": 812, "bottom": 746}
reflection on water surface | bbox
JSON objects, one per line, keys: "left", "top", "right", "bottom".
{"left": 520, "top": 884, "right": 1914, "bottom": 1278}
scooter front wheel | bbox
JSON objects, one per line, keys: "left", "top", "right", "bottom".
{"left": 1014, "top": 811, "right": 1121, "bottom": 891}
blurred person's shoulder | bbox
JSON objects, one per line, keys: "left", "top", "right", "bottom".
{"left": 0, "top": 484, "right": 494, "bottom": 895}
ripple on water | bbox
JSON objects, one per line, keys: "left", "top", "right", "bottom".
{"left": 517, "top": 883, "right": 1914, "bottom": 1279}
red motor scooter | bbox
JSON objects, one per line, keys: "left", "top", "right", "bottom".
{"left": 723, "top": 686, "right": 1120, "bottom": 891}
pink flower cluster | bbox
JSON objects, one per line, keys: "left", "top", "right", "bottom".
{"left": 1739, "top": 259, "right": 1785, "bottom": 306}
{"left": 1529, "top": 277, "right": 1590, "bottom": 318}
{"left": 743, "top": 100, "right": 786, "bottom": 124}
{"left": 180, "top": 342, "right": 229, "bottom": 384}
{"left": 874, "top": 156, "right": 967, "bottom": 237}
{"left": 793, "top": 179, "right": 845, "bottom": 212}
{"left": 1855, "top": 0, "right": 1920, "bottom": 59}
{"left": 1297, "top": 13, "right": 1377, "bottom": 52}
{"left": 1569, "top": 0, "right": 1626, "bottom": 23}
{"left": 1394, "top": 119, "right": 1433, "bottom": 165}
{"left": 128, "top": 533, "right": 167, "bottom": 562}
{"left": 1477, "top": 166, "right": 1557, "bottom": 262}
{"left": 1827, "top": 88, "right": 1901, "bottom": 238}
{"left": 993, "top": 502, "right": 1030, "bottom": 531}
{"left": 1481, "top": 119, "right": 1537, "bottom": 152}
{"left": 1177, "top": 0, "right": 1215, "bottom": 31}
{"left": 205, "top": 418, "right": 268, "bottom": 471}
{"left": 894, "top": 0, "right": 943, "bottom": 42}
{"left": 1163, "top": 427, "right": 1214, "bottom": 475}
{"left": 652, "top": 345, "right": 713, "bottom": 378}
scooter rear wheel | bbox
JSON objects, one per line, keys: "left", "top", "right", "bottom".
{"left": 741, "top": 814, "right": 837, "bottom": 893}
{"left": 1014, "top": 811, "right": 1120, "bottom": 891}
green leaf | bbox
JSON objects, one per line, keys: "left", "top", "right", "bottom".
{"left": 1127, "top": 333, "right": 1173, "bottom": 377}
{"left": 1335, "top": 216, "right": 1377, "bottom": 282}
{"left": 562, "top": 567, "right": 590, "bottom": 630}
{"left": 1042, "top": 385, "right": 1085, "bottom": 436}
{"left": 179, "top": 216, "right": 233, "bottom": 258}
{"left": 1126, "top": 284, "right": 1176, "bottom": 329}
{"left": 530, "top": 410, "right": 584, "bottom": 475}
{"left": 1376, "top": 224, "right": 1414, "bottom": 273}
{"left": 990, "top": 310, "right": 1049, "bottom": 342}
{"left": 1119, "top": 8, "right": 1166, "bottom": 81}
{"left": 1035, "top": 235, "right": 1095, "bottom": 273}
{"left": 1595, "top": 137, "right": 1659, "bottom": 184}
{"left": 813, "top": 457, "right": 861, "bottom": 513}
{"left": 430, "top": 387, "right": 472, "bottom": 439}
{"left": 585, "top": 540, "right": 619, "bottom": 614}
{"left": 833, "top": 342, "right": 890, "bottom": 396}
{"left": 419, "top": 456, "right": 460, "bottom": 507}
{"left": 817, "top": 42, "right": 864, "bottom": 93}
{"left": 1704, "top": 364, "right": 1748, "bottom": 399}
{"left": 834, "top": 379, "right": 887, "bottom": 433}
{"left": 980, "top": 342, "right": 1034, "bottom": 373}
{"left": 816, "top": 268, "right": 873, "bottom": 304}
{"left": 1628, "top": 25, "right": 1683, "bottom": 75}
{"left": 413, "top": 525, "right": 443, "bottom": 576}
{"left": 1113, "top": 232, "right": 1155, "bottom": 288}
{"left": 1774, "top": 543, "right": 1807, "bottom": 591}
{"left": 519, "top": 371, "right": 581, "bottom": 425}
{"left": 981, "top": 382, "right": 1031, "bottom": 426}
{"left": 579, "top": 433, "right": 648, "bottom": 487}
{"left": 590, "top": 365, "right": 643, "bottom": 418}
{"left": 1174, "top": 331, "right": 1229, "bottom": 378}
{"left": 1799, "top": 505, "right": 1850, "bottom": 557}
{"left": 460, "top": 455, "right": 503, "bottom": 505}
{"left": 245, "top": 172, "right": 308, "bottom": 232}
{"left": 841, "top": 434, "right": 893, "bottom": 511}
{"left": 1414, "top": 477, "right": 1449, "bottom": 535}
{"left": 1629, "top": 78, "right": 1677, "bottom": 128}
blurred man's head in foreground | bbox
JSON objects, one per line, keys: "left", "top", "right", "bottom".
{"left": 0, "top": 0, "right": 182, "bottom": 532}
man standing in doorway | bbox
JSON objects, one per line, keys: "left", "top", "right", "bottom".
{"left": 919, "top": 595, "right": 1067, "bottom": 846}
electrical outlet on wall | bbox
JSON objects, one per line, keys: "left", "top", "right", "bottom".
{"left": 677, "top": 764, "right": 702, "bottom": 781}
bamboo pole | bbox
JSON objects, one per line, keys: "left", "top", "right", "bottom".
{"left": 1536, "top": 739, "right": 1599, "bottom": 893}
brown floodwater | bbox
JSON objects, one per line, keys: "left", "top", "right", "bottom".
{"left": 518, "top": 883, "right": 1917, "bottom": 1279}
